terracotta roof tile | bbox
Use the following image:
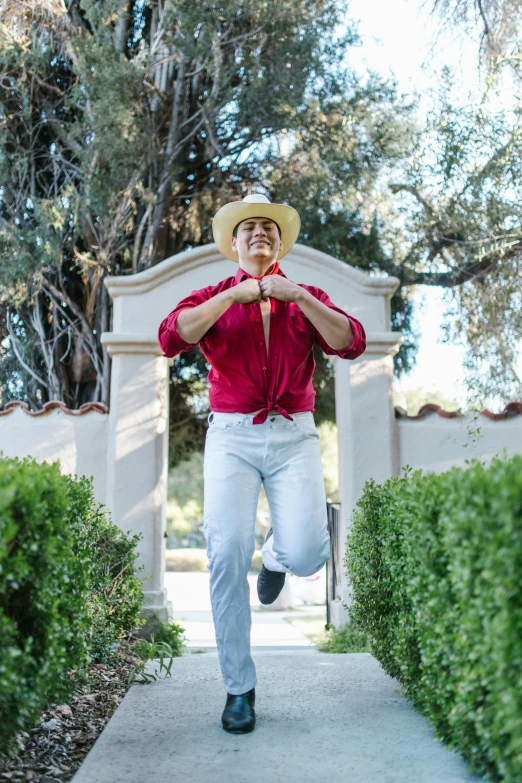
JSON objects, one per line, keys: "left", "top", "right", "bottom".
{"left": 0, "top": 400, "right": 109, "bottom": 417}
{"left": 395, "top": 402, "right": 522, "bottom": 420}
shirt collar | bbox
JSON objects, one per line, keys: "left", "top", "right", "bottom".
{"left": 234, "top": 264, "right": 286, "bottom": 284}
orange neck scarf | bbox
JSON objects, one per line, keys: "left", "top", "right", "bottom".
{"left": 252, "top": 260, "right": 280, "bottom": 280}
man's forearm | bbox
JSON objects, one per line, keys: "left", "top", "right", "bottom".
{"left": 177, "top": 289, "right": 236, "bottom": 344}
{"left": 294, "top": 287, "right": 354, "bottom": 349}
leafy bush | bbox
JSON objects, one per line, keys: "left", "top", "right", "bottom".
{"left": 150, "top": 617, "right": 186, "bottom": 657}
{"left": 67, "top": 474, "right": 146, "bottom": 664}
{"left": 346, "top": 456, "right": 522, "bottom": 782}
{"left": 0, "top": 455, "right": 146, "bottom": 754}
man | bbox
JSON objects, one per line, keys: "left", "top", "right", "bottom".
{"left": 158, "top": 193, "right": 366, "bottom": 734}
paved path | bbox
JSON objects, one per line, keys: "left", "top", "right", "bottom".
{"left": 71, "top": 651, "right": 483, "bottom": 783}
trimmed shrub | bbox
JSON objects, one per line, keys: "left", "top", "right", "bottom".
{"left": 66, "top": 473, "right": 146, "bottom": 663}
{"left": 346, "top": 456, "right": 522, "bottom": 782}
{"left": 0, "top": 455, "right": 145, "bottom": 753}
{"left": 317, "top": 622, "right": 370, "bottom": 653}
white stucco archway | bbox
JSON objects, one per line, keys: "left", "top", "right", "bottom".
{"left": 100, "top": 243, "right": 403, "bottom": 625}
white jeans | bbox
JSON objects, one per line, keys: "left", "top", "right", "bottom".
{"left": 203, "top": 410, "right": 330, "bottom": 695}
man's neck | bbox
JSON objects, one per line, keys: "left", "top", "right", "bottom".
{"left": 238, "top": 259, "right": 277, "bottom": 277}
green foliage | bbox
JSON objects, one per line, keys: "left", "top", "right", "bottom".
{"left": 0, "top": 456, "right": 90, "bottom": 752}
{"left": 67, "top": 474, "right": 147, "bottom": 664}
{"left": 318, "top": 622, "right": 370, "bottom": 653}
{"left": 127, "top": 639, "right": 177, "bottom": 684}
{"left": 133, "top": 617, "right": 186, "bottom": 659}
{"left": 346, "top": 456, "right": 522, "bottom": 781}
{"left": 128, "top": 616, "right": 186, "bottom": 684}
{"left": 150, "top": 617, "right": 186, "bottom": 656}
{"left": 389, "top": 78, "right": 522, "bottom": 404}
{"left": 0, "top": 455, "right": 145, "bottom": 754}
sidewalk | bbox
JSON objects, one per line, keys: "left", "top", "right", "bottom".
{"left": 71, "top": 651, "right": 483, "bottom": 783}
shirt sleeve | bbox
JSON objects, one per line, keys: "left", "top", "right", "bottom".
{"left": 311, "top": 288, "right": 366, "bottom": 360}
{"left": 157, "top": 287, "right": 209, "bottom": 358}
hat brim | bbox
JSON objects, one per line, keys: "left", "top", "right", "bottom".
{"left": 211, "top": 202, "right": 301, "bottom": 262}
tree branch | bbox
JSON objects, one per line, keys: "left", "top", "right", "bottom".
{"left": 402, "top": 256, "right": 495, "bottom": 286}
{"left": 389, "top": 183, "right": 435, "bottom": 215}
{"left": 5, "top": 308, "right": 50, "bottom": 390}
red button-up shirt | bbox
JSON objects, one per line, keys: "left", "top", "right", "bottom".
{"left": 158, "top": 264, "right": 366, "bottom": 424}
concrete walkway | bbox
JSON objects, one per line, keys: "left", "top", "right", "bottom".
{"left": 71, "top": 650, "right": 483, "bottom": 783}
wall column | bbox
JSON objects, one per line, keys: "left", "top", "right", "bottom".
{"left": 330, "top": 331, "right": 403, "bottom": 626}
{"left": 101, "top": 333, "right": 173, "bottom": 631}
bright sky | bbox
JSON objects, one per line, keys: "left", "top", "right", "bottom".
{"left": 345, "top": 0, "right": 484, "bottom": 94}
{"left": 345, "top": 0, "right": 519, "bottom": 407}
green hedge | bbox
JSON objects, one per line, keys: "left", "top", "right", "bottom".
{"left": 346, "top": 455, "right": 522, "bottom": 783}
{"left": 0, "top": 455, "right": 146, "bottom": 753}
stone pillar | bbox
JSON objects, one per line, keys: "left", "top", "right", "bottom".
{"left": 330, "top": 331, "right": 403, "bottom": 626}
{"left": 101, "top": 333, "right": 173, "bottom": 632}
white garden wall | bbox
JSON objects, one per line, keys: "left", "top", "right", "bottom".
{"left": 396, "top": 404, "right": 522, "bottom": 475}
{"left": 0, "top": 401, "right": 109, "bottom": 505}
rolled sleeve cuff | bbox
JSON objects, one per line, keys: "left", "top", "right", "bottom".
{"left": 332, "top": 316, "right": 367, "bottom": 359}
{"left": 158, "top": 309, "right": 198, "bottom": 358}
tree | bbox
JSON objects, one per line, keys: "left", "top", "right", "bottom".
{"left": 386, "top": 75, "right": 522, "bottom": 403}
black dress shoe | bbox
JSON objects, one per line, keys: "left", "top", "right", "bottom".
{"left": 257, "top": 528, "right": 286, "bottom": 605}
{"left": 221, "top": 688, "right": 256, "bottom": 734}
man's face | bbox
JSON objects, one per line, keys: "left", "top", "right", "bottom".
{"left": 231, "top": 217, "right": 283, "bottom": 263}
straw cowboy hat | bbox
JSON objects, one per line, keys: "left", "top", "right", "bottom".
{"left": 212, "top": 193, "right": 301, "bottom": 262}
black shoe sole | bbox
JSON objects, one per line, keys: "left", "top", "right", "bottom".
{"left": 223, "top": 724, "right": 255, "bottom": 734}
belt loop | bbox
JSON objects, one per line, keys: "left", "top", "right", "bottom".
{"left": 208, "top": 412, "right": 214, "bottom": 423}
